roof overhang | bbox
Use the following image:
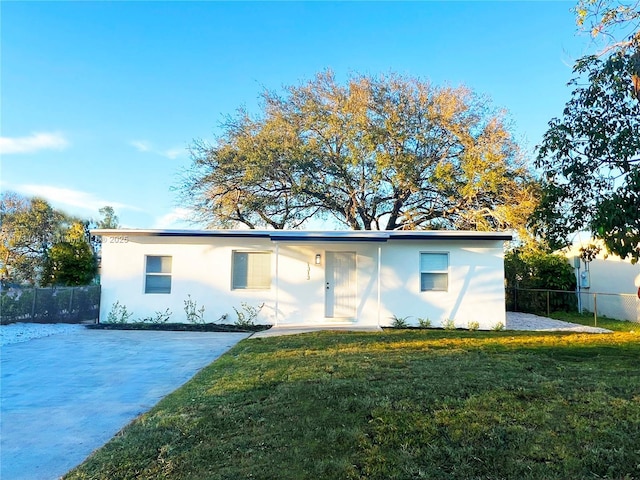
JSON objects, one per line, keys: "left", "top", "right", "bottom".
{"left": 91, "top": 229, "right": 513, "bottom": 242}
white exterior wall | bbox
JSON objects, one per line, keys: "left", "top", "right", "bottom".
{"left": 378, "top": 240, "right": 506, "bottom": 329}
{"left": 564, "top": 242, "right": 640, "bottom": 322}
{"left": 100, "top": 236, "right": 277, "bottom": 324}
{"left": 99, "top": 234, "right": 507, "bottom": 329}
{"left": 273, "top": 242, "right": 380, "bottom": 326}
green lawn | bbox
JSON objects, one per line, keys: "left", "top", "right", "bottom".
{"left": 65, "top": 329, "right": 640, "bottom": 480}
{"left": 550, "top": 311, "right": 639, "bottom": 332}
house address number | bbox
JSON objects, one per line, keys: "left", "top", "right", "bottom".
{"left": 108, "top": 236, "right": 129, "bottom": 244}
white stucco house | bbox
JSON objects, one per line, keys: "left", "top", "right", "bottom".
{"left": 93, "top": 229, "right": 512, "bottom": 329}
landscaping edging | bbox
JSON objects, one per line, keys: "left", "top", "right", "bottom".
{"left": 86, "top": 323, "right": 272, "bottom": 333}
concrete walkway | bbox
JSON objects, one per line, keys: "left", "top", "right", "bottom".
{"left": 1, "top": 328, "right": 249, "bottom": 480}
{"left": 506, "top": 312, "right": 612, "bottom": 333}
{"left": 251, "top": 325, "right": 382, "bottom": 338}
{"left": 251, "top": 314, "right": 613, "bottom": 338}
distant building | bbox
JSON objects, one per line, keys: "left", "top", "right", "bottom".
{"left": 563, "top": 240, "right": 640, "bottom": 322}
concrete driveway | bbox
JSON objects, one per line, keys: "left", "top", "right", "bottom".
{"left": 1, "top": 327, "right": 249, "bottom": 480}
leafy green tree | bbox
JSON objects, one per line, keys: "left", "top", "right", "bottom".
{"left": 96, "top": 206, "right": 119, "bottom": 229}
{"left": 42, "top": 238, "right": 97, "bottom": 286}
{"left": 0, "top": 193, "right": 97, "bottom": 285}
{"left": 505, "top": 247, "right": 578, "bottom": 313}
{"left": 181, "top": 71, "right": 538, "bottom": 232}
{"left": 0, "top": 192, "right": 27, "bottom": 282}
{"left": 0, "top": 193, "right": 70, "bottom": 284}
{"left": 534, "top": 2, "right": 639, "bottom": 263}
{"left": 505, "top": 248, "right": 577, "bottom": 291}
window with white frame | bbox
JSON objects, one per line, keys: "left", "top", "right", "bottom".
{"left": 420, "top": 252, "right": 448, "bottom": 291}
{"left": 232, "top": 251, "right": 271, "bottom": 289}
{"left": 145, "top": 255, "right": 172, "bottom": 294}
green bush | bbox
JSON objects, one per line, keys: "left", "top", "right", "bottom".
{"left": 233, "top": 302, "right": 264, "bottom": 327}
{"left": 107, "top": 301, "right": 133, "bottom": 323}
{"left": 505, "top": 248, "right": 577, "bottom": 313}
{"left": 390, "top": 315, "right": 410, "bottom": 328}
{"left": 184, "top": 295, "right": 206, "bottom": 324}
{"left": 442, "top": 318, "right": 456, "bottom": 330}
{"left": 417, "top": 317, "right": 432, "bottom": 328}
{"left": 138, "top": 308, "right": 172, "bottom": 324}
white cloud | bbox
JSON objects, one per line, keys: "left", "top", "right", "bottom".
{"left": 153, "top": 207, "right": 194, "bottom": 229}
{"left": 11, "top": 184, "right": 142, "bottom": 214}
{"left": 162, "top": 148, "right": 184, "bottom": 159}
{"left": 0, "top": 132, "right": 69, "bottom": 155}
{"left": 130, "top": 140, "right": 151, "bottom": 152}
{"left": 129, "top": 139, "right": 184, "bottom": 159}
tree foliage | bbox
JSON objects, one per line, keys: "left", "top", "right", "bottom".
{"left": 0, "top": 192, "right": 99, "bottom": 285}
{"left": 575, "top": 0, "right": 639, "bottom": 52}
{"left": 534, "top": 19, "right": 640, "bottom": 262}
{"left": 505, "top": 247, "right": 578, "bottom": 313}
{"left": 1, "top": 193, "right": 69, "bottom": 285}
{"left": 96, "top": 206, "right": 119, "bottom": 229}
{"left": 42, "top": 239, "right": 97, "bottom": 286}
{"left": 181, "top": 71, "right": 538, "bottom": 232}
{"left": 505, "top": 248, "right": 577, "bottom": 292}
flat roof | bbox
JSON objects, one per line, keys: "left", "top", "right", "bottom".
{"left": 91, "top": 229, "right": 512, "bottom": 242}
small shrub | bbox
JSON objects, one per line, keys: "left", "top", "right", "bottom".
{"left": 107, "top": 301, "right": 133, "bottom": 324}
{"left": 184, "top": 295, "right": 206, "bottom": 324}
{"left": 390, "top": 315, "right": 410, "bottom": 328}
{"left": 492, "top": 321, "right": 505, "bottom": 331}
{"left": 139, "top": 308, "right": 172, "bottom": 324}
{"left": 442, "top": 318, "right": 456, "bottom": 330}
{"left": 234, "top": 302, "right": 264, "bottom": 327}
{"left": 467, "top": 321, "right": 480, "bottom": 331}
{"left": 417, "top": 317, "right": 432, "bottom": 329}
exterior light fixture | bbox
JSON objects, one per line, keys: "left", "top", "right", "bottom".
{"left": 315, "top": 254, "right": 321, "bottom": 265}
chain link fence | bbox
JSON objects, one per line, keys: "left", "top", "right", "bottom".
{"left": 507, "top": 288, "right": 639, "bottom": 323}
{"left": 0, "top": 285, "right": 101, "bottom": 325}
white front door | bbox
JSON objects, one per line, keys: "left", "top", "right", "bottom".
{"left": 325, "top": 251, "right": 357, "bottom": 319}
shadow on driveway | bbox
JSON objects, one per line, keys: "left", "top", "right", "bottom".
{"left": 1, "top": 328, "right": 249, "bottom": 480}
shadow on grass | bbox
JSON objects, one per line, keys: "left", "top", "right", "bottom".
{"left": 66, "top": 329, "right": 640, "bottom": 480}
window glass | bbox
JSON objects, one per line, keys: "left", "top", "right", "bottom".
{"left": 145, "top": 255, "right": 172, "bottom": 294}
{"left": 420, "top": 253, "right": 448, "bottom": 291}
{"left": 146, "top": 256, "right": 172, "bottom": 274}
{"left": 420, "top": 253, "right": 448, "bottom": 272}
{"left": 421, "top": 272, "right": 448, "bottom": 291}
{"left": 233, "top": 251, "right": 271, "bottom": 289}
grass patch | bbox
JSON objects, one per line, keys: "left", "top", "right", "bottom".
{"left": 65, "top": 329, "right": 640, "bottom": 480}
{"left": 549, "top": 311, "right": 638, "bottom": 332}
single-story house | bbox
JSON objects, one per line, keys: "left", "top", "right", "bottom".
{"left": 92, "top": 229, "right": 512, "bottom": 329}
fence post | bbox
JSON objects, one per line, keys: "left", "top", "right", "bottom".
{"left": 68, "top": 287, "right": 74, "bottom": 321}
{"left": 546, "top": 290, "right": 550, "bottom": 317}
{"left": 593, "top": 293, "right": 597, "bottom": 327}
{"left": 31, "top": 288, "right": 37, "bottom": 321}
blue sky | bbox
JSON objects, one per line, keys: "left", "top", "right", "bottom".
{"left": 1, "top": 1, "right": 593, "bottom": 229}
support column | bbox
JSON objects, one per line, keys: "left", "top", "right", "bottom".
{"left": 377, "top": 245, "right": 382, "bottom": 328}
{"left": 274, "top": 242, "right": 279, "bottom": 326}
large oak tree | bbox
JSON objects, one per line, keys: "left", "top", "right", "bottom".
{"left": 181, "top": 71, "right": 538, "bottom": 232}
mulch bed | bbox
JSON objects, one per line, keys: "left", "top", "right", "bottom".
{"left": 86, "top": 323, "right": 271, "bottom": 333}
